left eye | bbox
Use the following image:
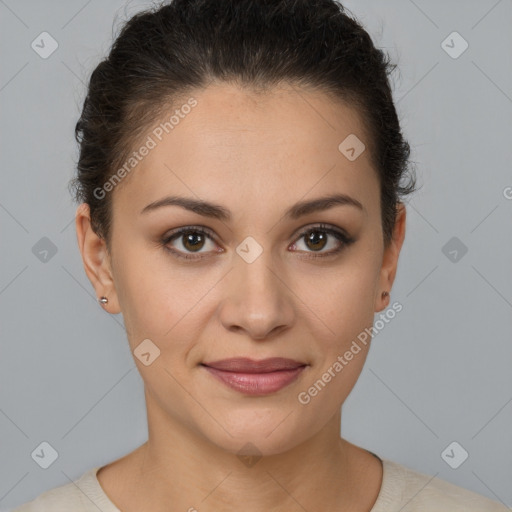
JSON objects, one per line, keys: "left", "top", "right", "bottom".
{"left": 291, "top": 225, "right": 350, "bottom": 256}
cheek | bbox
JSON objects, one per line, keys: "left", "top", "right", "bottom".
{"left": 113, "top": 247, "right": 226, "bottom": 373}
{"left": 111, "top": 243, "right": 177, "bottom": 344}
{"left": 297, "top": 253, "right": 379, "bottom": 343}
{"left": 112, "top": 240, "right": 182, "bottom": 320}
{"left": 296, "top": 268, "right": 376, "bottom": 412}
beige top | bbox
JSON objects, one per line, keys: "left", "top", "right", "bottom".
{"left": 12, "top": 457, "right": 509, "bottom": 511}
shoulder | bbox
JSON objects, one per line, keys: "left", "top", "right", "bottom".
{"left": 374, "top": 458, "right": 509, "bottom": 512}
{"left": 10, "top": 466, "right": 118, "bottom": 512}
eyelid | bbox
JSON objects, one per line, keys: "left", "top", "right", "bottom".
{"left": 163, "top": 225, "right": 216, "bottom": 239}
{"left": 291, "top": 222, "right": 350, "bottom": 241}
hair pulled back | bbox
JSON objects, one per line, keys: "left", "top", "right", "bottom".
{"left": 70, "top": 0, "right": 416, "bottom": 251}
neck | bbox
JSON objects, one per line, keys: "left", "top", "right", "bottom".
{"left": 99, "top": 391, "right": 382, "bottom": 512}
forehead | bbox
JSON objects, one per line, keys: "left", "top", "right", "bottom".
{"left": 112, "top": 82, "right": 379, "bottom": 221}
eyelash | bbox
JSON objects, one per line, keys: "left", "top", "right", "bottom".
{"left": 160, "top": 223, "right": 355, "bottom": 261}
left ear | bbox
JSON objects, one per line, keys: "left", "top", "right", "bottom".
{"left": 375, "top": 202, "right": 406, "bottom": 312}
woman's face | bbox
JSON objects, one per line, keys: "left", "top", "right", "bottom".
{"left": 77, "top": 82, "right": 405, "bottom": 456}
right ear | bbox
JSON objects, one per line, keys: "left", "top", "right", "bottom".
{"left": 75, "top": 203, "right": 121, "bottom": 314}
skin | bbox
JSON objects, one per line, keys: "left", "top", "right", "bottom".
{"left": 76, "top": 81, "right": 406, "bottom": 512}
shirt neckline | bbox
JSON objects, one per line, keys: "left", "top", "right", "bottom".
{"left": 88, "top": 452, "right": 392, "bottom": 512}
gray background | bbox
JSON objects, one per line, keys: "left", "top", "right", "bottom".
{"left": 1, "top": 0, "right": 511, "bottom": 509}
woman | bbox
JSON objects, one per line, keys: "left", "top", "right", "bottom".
{"left": 13, "top": 0, "right": 508, "bottom": 510}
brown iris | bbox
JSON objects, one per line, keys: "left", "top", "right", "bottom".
{"left": 304, "top": 230, "right": 327, "bottom": 251}
{"left": 182, "top": 231, "right": 206, "bottom": 252}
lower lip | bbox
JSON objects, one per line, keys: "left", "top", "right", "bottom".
{"left": 202, "top": 365, "right": 307, "bottom": 395}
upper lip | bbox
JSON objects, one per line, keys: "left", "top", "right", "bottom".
{"left": 201, "top": 357, "right": 306, "bottom": 373}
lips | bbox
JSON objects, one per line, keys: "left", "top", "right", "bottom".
{"left": 201, "top": 357, "right": 306, "bottom": 373}
{"left": 200, "top": 357, "right": 308, "bottom": 395}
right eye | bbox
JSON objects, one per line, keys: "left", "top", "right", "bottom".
{"left": 161, "top": 226, "right": 222, "bottom": 260}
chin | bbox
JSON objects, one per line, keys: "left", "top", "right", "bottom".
{"left": 200, "top": 411, "right": 313, "bottom": 458}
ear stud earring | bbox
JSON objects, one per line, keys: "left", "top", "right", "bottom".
{"left": 98, "top": 296, "right": 109, "bottom": 305}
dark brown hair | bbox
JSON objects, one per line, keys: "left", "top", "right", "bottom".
{"left": 69, "top": 0, "right": 417, "bottom": 251}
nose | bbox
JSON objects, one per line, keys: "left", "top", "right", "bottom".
{"left": 218, "top": 249, "right": 295, "bottom": 340}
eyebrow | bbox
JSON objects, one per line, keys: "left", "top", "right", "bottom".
{"left": 140, "top": 193, "right": 364, "bottom": 220}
